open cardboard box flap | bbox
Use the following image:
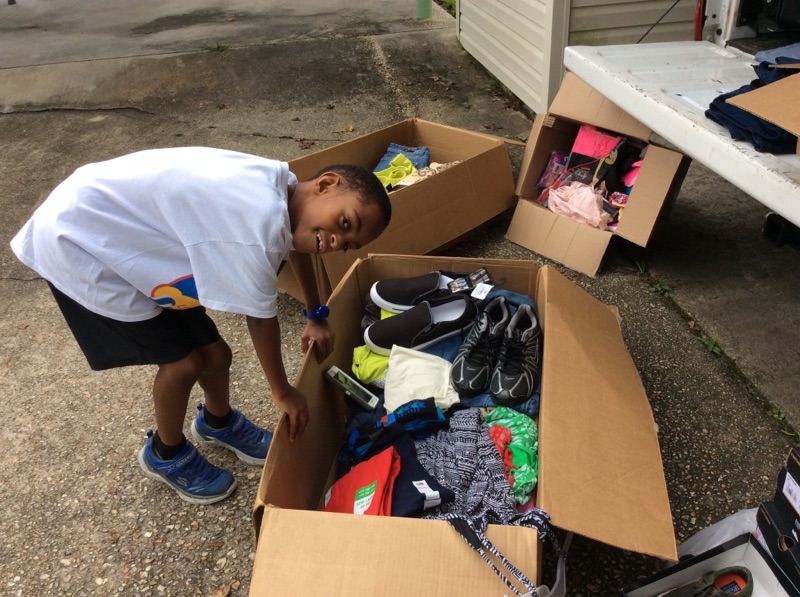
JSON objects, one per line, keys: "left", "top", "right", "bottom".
{"left": 252, "top": 254, "right": 675, "bottom": 595}
{"left": 537, "top": 265, "right": 675, "bottom": 557}
{"left": 548, "top": 72, "right": 653, "bottom": 142}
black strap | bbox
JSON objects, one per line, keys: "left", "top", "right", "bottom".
{"left": 444, "top": 513, "right": 539, "bottom": 596}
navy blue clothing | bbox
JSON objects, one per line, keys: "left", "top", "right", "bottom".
{"left": 705, "top": 57, "right": 799, "bottom": 154}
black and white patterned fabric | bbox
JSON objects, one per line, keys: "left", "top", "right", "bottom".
{"left": 415, "top": 408, "right": 556, "bottom": 596}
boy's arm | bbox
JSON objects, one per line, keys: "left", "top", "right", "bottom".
{"left": 246, "top": 315, "right": 309, "bottom": 442}
{"left": 287, "top": 251, "right": 335, "bottom": 362}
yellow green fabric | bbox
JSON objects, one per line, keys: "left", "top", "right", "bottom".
{"left": 374, "top": 153, "right": 417, "bottom": 188}
{"left": 352, "top": 344, "right": 390, "bottom": 384}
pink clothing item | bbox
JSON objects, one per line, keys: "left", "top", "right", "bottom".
{"left": 570, "top": 124, "right": 622, "bottom": 158}
{"left": 622, "top": 159, "right": 644, "bottom": 188}
{"left": 547, "top": 181, "right": 613, "bottom": 230}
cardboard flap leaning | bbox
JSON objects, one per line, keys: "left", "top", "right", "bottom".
{"left": 251, "top": 254, "right": 675, "bottom": 595}
{"left": 726, "top": 71, "right": 800, "bottom": 154}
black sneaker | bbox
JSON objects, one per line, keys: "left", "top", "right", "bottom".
{"left": 363, "top": 294, "right": 478, "bottom": 356}
{"left": 369, "top": 270, "right": 467, "bottom": 313}
{"left": 490, "top": 304, "right": 543, "bottom": 406}
{"left": 450, "top": 295, "right": 510, "bottom": 396}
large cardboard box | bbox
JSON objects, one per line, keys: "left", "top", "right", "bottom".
{"left": 623, "top": 533, "right": 796, "bottom": 596}
{"left": 506, "top": 73, "right": 692, "bottom": 277}
{"left": 277, "top": 119, "right": 516, "bottom": 301}
{"left": 251, "top": 254, "right": 676, "bottom": 595}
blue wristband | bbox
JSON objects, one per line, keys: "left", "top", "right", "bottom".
{"left": 303, "top": 304, "right": 330, "bottom": 321}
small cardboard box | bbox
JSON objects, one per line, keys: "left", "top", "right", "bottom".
{"left": 251, "top": 254, "right": 676, "bottom": 595}
{"left": 277, "top": 118, "right": 516, "bottom": 301}
{"left": 623, "top": 533, "right": 795, "bottom": 596}
{"left": 505, "top": 72, "right": 692, "bottom": 277}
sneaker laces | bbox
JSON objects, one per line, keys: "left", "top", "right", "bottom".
{"left": 233, "top": 413, "right": 266, "bottom": 445}
{"left": 180, "top": 447, "right": 222, "bottom": 485}
{"left": 468, "top": 330, "right": 503, "bottom": 365}
{"left": 498, "top": 336, "right": 526, "bottom": 375}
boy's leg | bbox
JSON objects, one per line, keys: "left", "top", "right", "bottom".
{"left": 140, "top": 347, "right": 237, "bottom": 505}
{"left": 152, "top": 339, "right": 233, "bottom": 447}
{"left": 190, "top": 340, "right": 273, "bottom": 466}
{"left": 152, "top": 349, "right": 207, "bottom": 446}
{"left": 195, "top": 339, "right": 234, "bottom": 419}
{"left": 45, "top": 284, "right": 239, "bottom": 504}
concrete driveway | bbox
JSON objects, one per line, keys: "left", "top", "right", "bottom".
{"left": 1, "top": 1, "right": 798, "bottom": 595}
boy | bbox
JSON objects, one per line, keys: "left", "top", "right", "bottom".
{"left": 10, "top": 146, "right": 391, "bottom": 504}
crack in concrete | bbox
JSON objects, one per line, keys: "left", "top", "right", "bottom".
{"left": 1, "top": 106, "right": 154, "bottom": 117}
{"left": 366, "top": 37, "right": 417, "bottom": 117}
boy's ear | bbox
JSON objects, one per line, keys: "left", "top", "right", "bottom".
{"left": 315, "top": 171, "right": 341, "bottom": 194}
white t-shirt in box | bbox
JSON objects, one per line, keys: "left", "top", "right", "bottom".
{"left": 10, "top": 147, "right": 297, "bottom": 321}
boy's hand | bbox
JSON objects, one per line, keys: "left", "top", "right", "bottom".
{"left": 301, "top": 320, "right": 335, "bottom": 362}
{"left": 272, "top": 386, "right": 310, "bottom": 442}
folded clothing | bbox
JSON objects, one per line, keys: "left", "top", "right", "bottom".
{"left": 323, "top": 446, "right": 400, "bottom": 516}
{"left": 384, "top": 345, "right": 460, "bottom": 413}
{"left": 394, "top": 160, "right": 461, "bottom": 187}
{"left": 374, "top": 142, "right": 431, "bottom": 171}
{"left": 374, "top": 153, "right": 417, "bottom": 189}
{"left": 347, "top": 397, "right": 447, "bottom": 460}
{"left": 705, "top": 56, "right": 799, "bottom": 154}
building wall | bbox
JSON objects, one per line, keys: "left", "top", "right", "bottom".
{"left": 457, "top": 0, "right": 695, "bottom": 114}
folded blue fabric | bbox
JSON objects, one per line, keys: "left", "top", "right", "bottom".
{"left": 374, "top": 143, "right": 430, "bottom": 171}
{"left": 705, "top": 57, "right": 799, "bottom": 154}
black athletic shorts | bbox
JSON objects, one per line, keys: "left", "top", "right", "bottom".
{"left": 48, "top": 282, "right": 222, "bottom": 371}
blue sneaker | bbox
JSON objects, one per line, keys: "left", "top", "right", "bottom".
{"left": 137, "top": 433, "right": 237, "bottom": 505}
{"left": 190, "top": 404, "right": 272, "bottom": 466}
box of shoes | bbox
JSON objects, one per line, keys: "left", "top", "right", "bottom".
{"left": 505, "top": 72, "right": 692, "bottom": 277}
{"left": 781, "top": 448, "right": 800, "bottom": 516}
{"left": 276, "top": 118, "right": 516, "bottom": 301}
{"left": 250, "top": 253, "right": 676, "bottom": 595}
{"left": 772, "top": 467, "right": 800, "bottom": 532}
{"left": 622, "top": 533, "right": 795, "bottom": 596}
{"left": 755, "top": 498, "right": 800, "bottom": 590}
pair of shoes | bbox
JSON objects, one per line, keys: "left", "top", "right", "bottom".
{"left": 369, "top": 270, "right": 469, "bottom": 313}
{"left": 657, "top": 565, "right": 753, "bottom": 596}
{"left": 138, "top": 407, "right": 272, "bottom": 504}
{"left": 363, "top": 293, "right": 478, "bottom": 356}
{"left": 451, "top": 296, "right": 543, "bottom": 405}
{"left": 191, "top": 404, "right": 272, "bottom": 467}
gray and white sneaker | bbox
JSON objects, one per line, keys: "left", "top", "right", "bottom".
{"left": 490, "top": 303, "right": 543, "bottom": 406}
{"left": 451, "top": 296, "right": 510, "bottom": 396}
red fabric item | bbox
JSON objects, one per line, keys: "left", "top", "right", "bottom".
{"left": 323, "top": 447, "right": 401, "bottom": 516}
{"left": 489, "top": 424, "right": 516, "bottom": 488}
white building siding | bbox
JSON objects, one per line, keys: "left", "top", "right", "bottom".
{"left": 457, "top": 0, "right": 694, "bottom": 114}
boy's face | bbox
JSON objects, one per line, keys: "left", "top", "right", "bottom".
{"left": 292, "top": 173, "right": 386, "bottom": 255}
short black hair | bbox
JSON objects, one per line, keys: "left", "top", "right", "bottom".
{"left": 312, "top": 164, "right": 392, "bottom": 228}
